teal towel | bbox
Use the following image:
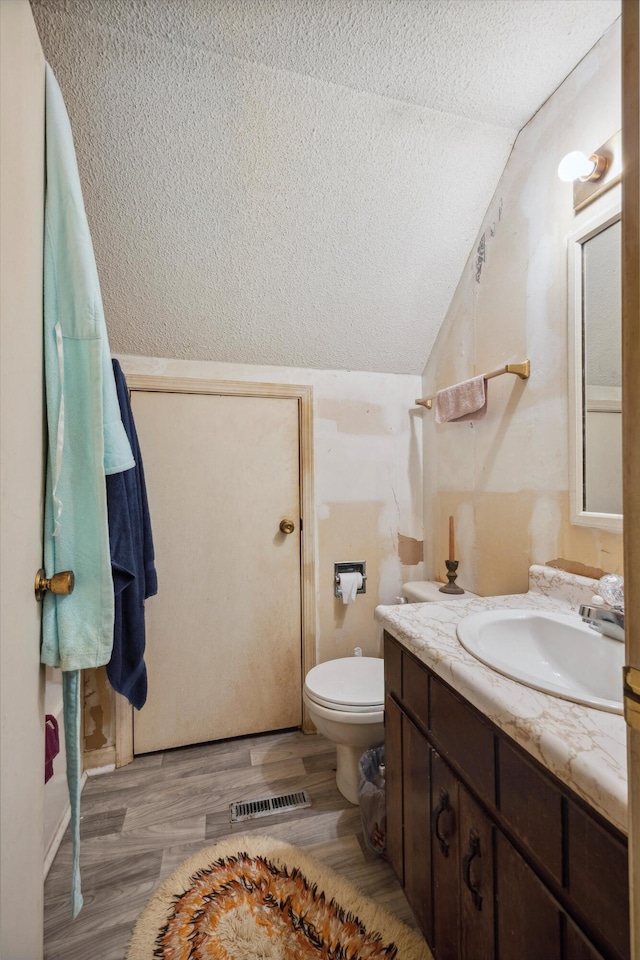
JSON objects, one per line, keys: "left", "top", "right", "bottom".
{"left": 42, "top": 63, "right": 134, "bottom": 917}
{"left": 42, "top": 64, "right": 134, "bottom": 674}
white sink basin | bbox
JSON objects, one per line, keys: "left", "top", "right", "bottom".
{"left": 456, "top": 609, "right": 623, "bottom": 713}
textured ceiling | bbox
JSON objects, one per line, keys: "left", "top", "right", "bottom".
{"left": 31, "top": 0, "right": 620, "bottom": 375}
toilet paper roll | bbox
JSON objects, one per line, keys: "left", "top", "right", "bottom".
{"left": 338, "top": 571, "right": 363, "bottom": 605}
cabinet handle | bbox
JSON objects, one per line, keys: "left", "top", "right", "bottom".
{"left": 462, "top": 828, "right": 483, "bottom": 911}
{"left": 433, "top": 788, "right": 451, "bottom": 857}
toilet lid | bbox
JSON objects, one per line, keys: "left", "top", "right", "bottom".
{"left": 304, "top": 657, "right": 384, "bottom": 712}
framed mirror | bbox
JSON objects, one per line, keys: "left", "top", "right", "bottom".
{"left": 568, "top": 195, "right": 622, "bottom": 532}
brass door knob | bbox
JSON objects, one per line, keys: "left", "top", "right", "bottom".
{"left": 35, "top": 569, "right": 75, "bottom": 602}
{"left": 279, "top": 519, "right": 295, "bottom": 535}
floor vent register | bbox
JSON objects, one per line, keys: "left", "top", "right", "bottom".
{"left": 230, "top": 790, "right": 311, "bottom": 823}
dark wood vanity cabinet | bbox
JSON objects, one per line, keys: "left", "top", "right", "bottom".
{"left": 383, "top": 632, "right": 629, "bottom": 960}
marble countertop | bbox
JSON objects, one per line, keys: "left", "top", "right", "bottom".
{"left": 375, "top": 565, "right": 627, "bottom": 834}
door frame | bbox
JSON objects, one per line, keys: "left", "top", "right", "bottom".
{"left": 622, "top": 0, "right": 640, "bottom": 950}
{"left": 0, "top": 3, "right": 46, "bottom": 955}
{"left": 115, "top": 375, "right": 317, "bottom": 764}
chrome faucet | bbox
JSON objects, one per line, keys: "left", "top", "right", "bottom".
{"left": 579, "top": 604, "right": 625, "bottom": 642}
{"left": 579, "top": 574, "right": 625, "bottom": 643}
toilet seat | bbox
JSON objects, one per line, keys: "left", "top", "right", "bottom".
{"left": 304, "top": 689, "right": 382, "bottom": 714}
{"left": 304, "top": 657, "right": 384, "bottom": 714}
{"left": 303, "top": 694, "right": 383, "bottom": 725}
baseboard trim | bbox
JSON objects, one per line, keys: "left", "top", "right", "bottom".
{"left": 83, "top": 744, "right": 116, "bottom": 771}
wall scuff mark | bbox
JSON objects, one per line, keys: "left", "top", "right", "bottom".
{"left": 83, "top": 666, "right": 111, "bottom": 751}
{"left": 545, "top": 558, "right": 609, "bottom": 580}
{"left": 475, "top": 232, "right": 486, "bottom": 283}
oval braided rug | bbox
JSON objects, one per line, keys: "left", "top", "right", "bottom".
{"left": 127, "top": 833, "right": 431, "bottom": 960}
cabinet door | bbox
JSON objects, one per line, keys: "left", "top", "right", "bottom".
{"left": 385, "top": 694, "right": 404, "bottom": 884}
{"left": 432, "top": 751, "right": 460, "bottom": 960}
{"left": 495, "top": 831, "right": 561, "bottom": 960}
{"left": 566, "top": 800, "right": 629, "bottom": 960}
{"left": 432, "top": 755, "right": 494, "bottom": 960}
{"left": 459, "top": 787, "right": 495, "bottom": 960}
{"left": 402, "top": 713, "right": 432, "bottom": 940}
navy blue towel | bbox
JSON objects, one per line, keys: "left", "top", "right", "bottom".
{"left": 106, "top": 360, "right": 157, "bottom": 709}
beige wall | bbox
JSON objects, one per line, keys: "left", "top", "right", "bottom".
{"left": 422, "top": 22, "right": 623, "bottom": 598}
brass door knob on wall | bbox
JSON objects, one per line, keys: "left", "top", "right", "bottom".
{"left": 34, "top": 569, "right": 75, "bottom": 602}
{"left": 279, "top": 519, "right": 295, "bottom": 534}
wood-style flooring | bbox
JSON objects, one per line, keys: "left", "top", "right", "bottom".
{"left": 44, "top": 729, "right": 418, "bottom": 959}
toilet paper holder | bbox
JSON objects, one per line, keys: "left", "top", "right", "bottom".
{"left": 334, "top": 561, "right": 367, "bottom": 599}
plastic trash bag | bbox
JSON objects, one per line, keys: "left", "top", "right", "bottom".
{"left": 357, "top": 744, "right": 387, "bottom": 857}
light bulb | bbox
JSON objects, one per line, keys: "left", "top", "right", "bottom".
{"left": 557, "top": 150, "right": 597, "bottom": 182}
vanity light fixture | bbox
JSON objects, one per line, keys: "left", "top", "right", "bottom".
{"left": 557, "top": 150, "right": 608, "bottom": 183}
{"left": 558, "top": 131, "right": 621, "bottom": 212}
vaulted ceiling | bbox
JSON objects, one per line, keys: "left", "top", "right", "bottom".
{"left": 31, "top": 0, "right": 620, "bottom": 374}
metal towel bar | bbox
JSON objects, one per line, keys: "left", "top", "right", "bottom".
{"left": 415, "top": 360, "right": 530, "bottom": 410}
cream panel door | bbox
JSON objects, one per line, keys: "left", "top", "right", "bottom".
{"left": 132, "top": 391, "right": 302, "bottom": 753}
{"left": 0, "top": 2, "right": 46, "bottom": 957}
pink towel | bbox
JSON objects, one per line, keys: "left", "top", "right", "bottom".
{"left": 45, "top": 714, "right": 59, "bottom": 784}
{"left": 435, "top": 376, "right": 487, "bottom": 423}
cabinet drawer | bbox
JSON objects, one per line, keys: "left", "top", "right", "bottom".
{"left": 402, "top": 652, "right": 429, "bottom": 731}
{"left": 384, "top": 633, "right": 402, "bottom": 701}
{"left": 567, "top": 801, "right": 629, "bottom": 960}
{"left": 430, "top": 676, "right": 495, "bottom": 806}
{"left": 498, "top": 738, "right": 562, "bottom": 884}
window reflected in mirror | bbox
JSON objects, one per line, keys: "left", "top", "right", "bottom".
{"left": 583, "top": 218, "right": 622, "bottom": 514}
{"left": 568, "top": 197, "right": 622, "bottom": 532}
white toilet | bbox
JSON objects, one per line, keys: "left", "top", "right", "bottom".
{"left": 303, "top": 657, "right": 384, "bottom": 805}
{"left": 304, "top": 583, "right": 476, "bottom": 805}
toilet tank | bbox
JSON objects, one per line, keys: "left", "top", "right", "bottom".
{"left": 401, "top": 580, "right": 477, "bottom": 602}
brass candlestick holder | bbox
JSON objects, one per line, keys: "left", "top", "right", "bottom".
{"left": 439, "top": 560, "right": 464, "bottom": 595}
